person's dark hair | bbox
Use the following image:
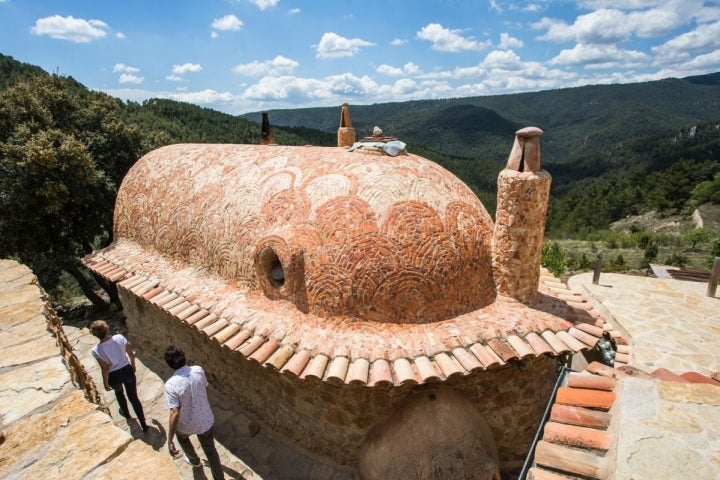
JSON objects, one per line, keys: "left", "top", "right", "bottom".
{"left": 164, "top": 346, "right": 187, "bottom": 370}
{"left": 90, "top": 320, "right": 109, "bottom": 340}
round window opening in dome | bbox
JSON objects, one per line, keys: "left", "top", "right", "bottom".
{"left": 261, "top": 249, "right": 285, "bottom": 288}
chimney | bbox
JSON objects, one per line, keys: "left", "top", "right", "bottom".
{"left": 261, "top": 111, "right": 275, "bottom": 145}
{"left": 337, "top": 103, "right": 356, "bottom": 147}
{"left": 492, "top": 127, "right": 552, "bottom": 304}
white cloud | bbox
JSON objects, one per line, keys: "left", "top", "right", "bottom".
{"left": 166, "top": 75, "right": 185, "bottom": 82}
{"left": 416, "top": 23, "right": 490, "bottom": 52}
{"left": 550, "top": 44, "right": 649, "bottom": 68}
{"left": 498, "top": 33, "right": 524, "bottom": 50}
{"left": 212, "top": 14, "right": 243, "bottom": 31}
{"left": 404, "top": 62, "right": 422, "bottom": 75}
{"left": 574, "top": 9, "right": 632, "bottom": 44}
{"left": 376, "top": 61, "right": 422, "bottom": 77}
{"left": 533, "top": 17, "right": 575, "bottom": 43}
{"left": 250, "top": 0, "right": 279, "bottom": 10}
{"left": 172, "top": 63, "right": 202, "bottom": 74}
{"left": 315, "top": 32, "right": 375, "bottom": 59}
{"left": 483, "top": 50, "right": 525, "bottom": 70}
{"left": 30, "top": 15, "right": 109, "bottom": 43}
{"left": 652, "top": 21, "right": 720, "bottom": 64}
{"left": 535, "top": 1, "right": 709, "bottom": 46}
{"left": 113, "top": 63, "right": 139, "bottom": 73}
{"left": 119, "top": 73, "right": 144, "bottom": 84}
{"left": 232, "top": 55, "right": 299, "bottom": 76}
{"left": 390, "top": 38, "right": 407, "bottom": 46}
{"left": 376, "top": 64, "right": 404, "bottom": 77}
{"left": 170, "top": 89, "right": 235, "bottom": 103}
{"left": 289, "top": 8, "right": 301, "bottom": 15}
{"left": 116, "top": 32, "right": 125, "bottom": 39}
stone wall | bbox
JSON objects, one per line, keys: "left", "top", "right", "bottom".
{"left": 121, "top": 287, "right": 557, "bottom": 472}
{"left": 0, "top": 259, "right": 180, "bottom": 480}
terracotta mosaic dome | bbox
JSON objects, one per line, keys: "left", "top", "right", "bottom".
{"left": 113, "top": 144, "right": 496, "bottom": 324}
{"left": 87, "top": 126, "right": 606, "bottom": 388}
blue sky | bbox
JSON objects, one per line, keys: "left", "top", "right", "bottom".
{"left": 2, "top": 0, "right": 720, "bottom": 115}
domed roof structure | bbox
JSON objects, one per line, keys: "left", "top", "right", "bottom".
{"left": 112, "top": 144, "right": 496, "bottom": 324}
{"left": 86, "top": 127, "right": 607, "bottom": 387}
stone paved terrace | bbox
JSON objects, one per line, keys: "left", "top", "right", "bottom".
{"left": 568, "top": 272, "right": 720, "bottom": 479}
{"left": 0, "top": 259, "right": 180, "bottom": 480}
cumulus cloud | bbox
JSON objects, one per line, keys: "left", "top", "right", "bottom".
{"left": 113, "top": 64, "right": 139, "bottom": 73}
{"left": 376, "top": 64, "right": 404, "bottom": 76}
{"left": 652, "top": 21, "right": 720, "bottom": 63}
{"left": 315, "top": 32, "right": 375, "bottom": 59}
{"left": 499, "top": 33, "right": 524, "bottom": 50}
{"left": 172, "top": 63, "right": 202, "bottom": 74}
{"left": 390, "top": 38, "right": 407, "bottom": 46}
{"left": 250, "top": 0, "right": 279, "bottom": 10}
{"left": 483, "top": 50, "right": 525, "bottom": 70}
{"left": 377, "top": 62, "right": 423, "bottom": 77}
{"left": 550, "top": 44, "right": 649, "bottom": 68}
{"left": 166, "top": 75, "right": 185, "bottom": 82}
{"left": 116, "top": 32, "right": 125, "bottom": 39}
{"left": 289, "top": 8, "right": 301, "bottom": 15}
{"left": 30, "top": 15, "right": 109, "bottom": 43}
{"left": 119, "top": 73, "right": 144, "bottom": 84}
{"left": 535, "top": 2, "right": 707, "bottom": 46}
{"left": 416, "top": 23, "right": 490, "bottom": 52}
{"left": 232, "top": 55, "right": 299, "bottom": 76}
{"left": 212, "top": 14, "right": 243, "bottom": 32}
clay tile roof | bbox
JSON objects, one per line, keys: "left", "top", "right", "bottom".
{"left": 83, "top": 144, "right": 617, "bottom": 388}
{"left": 528, "top": 362, "right": 622, "bottom": 479}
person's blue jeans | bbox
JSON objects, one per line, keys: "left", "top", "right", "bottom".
{"left": 108, "top": 364, "right": 147, "bottom": 428}
{"left": 176, "top": 425, "right": 223, "bottom": 480}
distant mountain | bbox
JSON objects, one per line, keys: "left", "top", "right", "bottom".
{"left": 242, "top": 73, "right": 720, "bottom": 164}
{"left": 2, "top": 52, "right": 717, "bottom": 235}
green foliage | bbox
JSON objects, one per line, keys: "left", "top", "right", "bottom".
{"left": 687, "top": 172, "right": 720, "bottom": 208}
{"left": 609, "top": 254, "right": 626, "bottom": 271}
{"left": 122, "top": 98, "right": 334, "bottom": 155}
{"left": 541, "top": 242, "right": 567, "bottom": 277}
{"left": 664, "top": 253, "right": 689, "bottom": 267}
{"left": 708, "top": 239, "right": 720, "bottom": 269}
{"left": 0, "top": 73, "right": 140, "bottom": 296}
{"left": 682, "top": 228, "right": 712, "bottom": 250}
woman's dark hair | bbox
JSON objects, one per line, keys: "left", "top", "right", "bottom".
{"left": 164, "top": 346, "right": 187, "bottom": 370}
{"left": 89, "top": 320, "right": 109, "bottom": 339}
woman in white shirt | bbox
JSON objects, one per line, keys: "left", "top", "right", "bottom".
{"left": 90, "top": 320, "right": 149, "bottom": 431}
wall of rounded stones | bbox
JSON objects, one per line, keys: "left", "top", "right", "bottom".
{"left": 121, "top": 288, "right": 556, "bottom": 471}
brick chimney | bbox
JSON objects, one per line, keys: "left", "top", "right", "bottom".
{"left": 261, "top": 111, "right": 275, "bottom": 145}
{"left": 337, "top": 103, "right": 356, "bottom": 147}
{"left": 492, "top": 127, "right": 551, "bottom": 304}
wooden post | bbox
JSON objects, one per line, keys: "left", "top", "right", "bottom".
{"left": 707, "top": 257, "right": 720, "bottom": 297}
{"left": 592, "top": 250, "right": 603, "bottom": 285}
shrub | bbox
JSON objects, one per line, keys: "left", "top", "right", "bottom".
{"left": 664, "top": 253, "right": 688, "bottom": 267}
{"left": 542, "top": 242, "right": 567, "bottom": 277}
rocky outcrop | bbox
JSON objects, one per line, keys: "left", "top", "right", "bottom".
{"left": 0, "top": 259, "right": 180, "bottom": 480}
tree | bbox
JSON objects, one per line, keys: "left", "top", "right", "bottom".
{"left": 682, "top": 228, "right": 711, "bottom": 251}
{"left": 0, "top": 74, "right": 141, "bottom": 307}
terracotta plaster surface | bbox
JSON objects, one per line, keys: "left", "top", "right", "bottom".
{"left": 85, "top": 144, "right": 610, "bottom": 387}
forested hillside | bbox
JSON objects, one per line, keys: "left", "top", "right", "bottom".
{"left": 0, "top": 52, "right": 718, "bottom": 304}
{"left": 242, "top": 75, "right": 720, "bottom": 163}
{"left": 122, "top": 98, "right": 334, "bottom": 152}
